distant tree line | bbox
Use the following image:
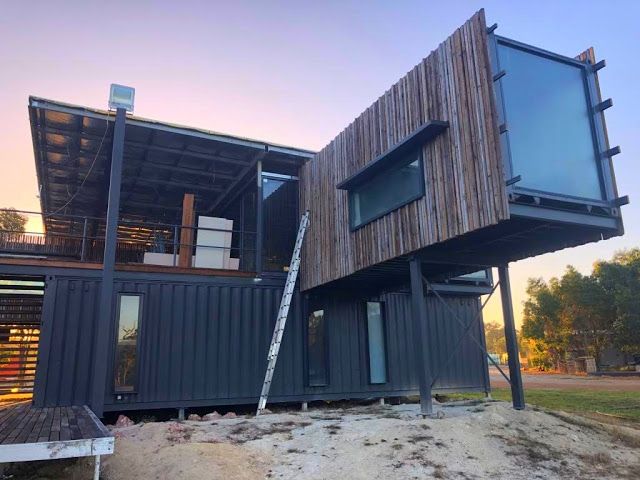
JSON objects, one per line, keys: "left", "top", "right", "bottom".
{"left": 0, "top": 208, "right": 27, "bottom": 233}
{"left": 521, "top": 248, "right": 640, "bottom": 369}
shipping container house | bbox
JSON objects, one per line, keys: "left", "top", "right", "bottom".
{"left": 0, "top": 9, "right": 625, "bottom": 417}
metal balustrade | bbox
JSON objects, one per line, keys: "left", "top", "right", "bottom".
{"left": 0, "top": 209, "right": 257, "bottom": 272}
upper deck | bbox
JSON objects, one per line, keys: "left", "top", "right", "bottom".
{"left": 299, "top": 9, "right": 625, "bottom": 291}
{"left": 1, "top": 98, "right": 314, "bottom": 279}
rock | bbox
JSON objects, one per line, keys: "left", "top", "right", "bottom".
{"left": 261, "top": 408, "right": 273, "bottom": 415}
{"left": 115, "top": 414, "right": 135, "bottom": 427}
{"left": 222, "top": 412, "right": 237, "bottom": 419}
{"left": 202, "top": 411, "right": 221, "bottom": 421}
{"left": 436, "top": 410, "right": 446, "bottom": 419}
{"left": 187, "top": 414, "right": 202, "bottom": 421}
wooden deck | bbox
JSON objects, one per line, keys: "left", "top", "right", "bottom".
{"left": 0, "top": 256, "right": 256, "bottom": 278}
{"left": 0, "top": 402, "right": 113, "bottom": 464}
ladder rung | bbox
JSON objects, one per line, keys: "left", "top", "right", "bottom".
{"left": 257, "top": 211, "right": 309, "bottom": 416}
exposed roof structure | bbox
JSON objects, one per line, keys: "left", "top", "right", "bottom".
{"left": 28, "top": 97, "right": 315, "bottom": 233}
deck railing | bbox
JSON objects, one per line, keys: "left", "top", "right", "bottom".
{"left": 0, "top": 209, "right": 257, "bottom": 272}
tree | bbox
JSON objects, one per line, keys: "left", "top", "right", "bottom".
{"left": 0, "top": 208, "right": 27, "bottom": 233}
{"left": 484, "top": 322, "right": 506, "bottom": 356}
{"left": 556, "top": 266, "right": 611, "bottom": 365}
{"left": 593, "top": 249, "right": 640, "bottom": 355}
{"left": 521, "top": 277, "right": 567, "bottom": 368}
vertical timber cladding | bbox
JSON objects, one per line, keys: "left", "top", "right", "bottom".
{"left": 299, "top": 10, "right": 509, "bottom": 291}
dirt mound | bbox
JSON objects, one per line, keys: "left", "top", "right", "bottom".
{"left": 104, "top": 442, "right": 268, "bottom": 480}
{"left": 102, "top": 421, "right": 270, "bottom": 480}
{"left": 5, "top": 401, "right": 640, "bottom": 479}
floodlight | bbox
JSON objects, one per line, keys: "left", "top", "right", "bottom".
{"left": 109, "top": 84, "right": 135, "bottom": 112}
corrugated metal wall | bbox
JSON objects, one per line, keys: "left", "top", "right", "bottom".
{"left": 34, "top": 274, "right": 489, "bottom": 410}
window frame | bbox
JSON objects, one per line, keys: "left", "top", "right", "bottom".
{"left": 489, "top": 33, "right": 616, "bottom": 206}
{"left": 261, "top": 171, "right": 300, "bottom": 272}
{"left": 113, "top": 292, "right": 144, "bottom": 394}
{"left": 347, "top": 149, "right": 426, "bottom": 231}
{"left": 364, "top": 300, "right": 389, "bottom": 385}
{"left": 305, "top": 305, "right": 329, "bottom": 388}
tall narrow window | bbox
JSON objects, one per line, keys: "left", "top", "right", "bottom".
{"left": 114, "top": 294, "right": 141, "bottom": 392}
{"left": 307, "top": 309, "right": 328, "bottom": 386}
{"left": 262, "top": 173, "right": 298, "bottom": 271}
{"left": 366, "top": 302, "right": 387, "bottom": 384}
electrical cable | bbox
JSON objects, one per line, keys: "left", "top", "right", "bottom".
{"left": 48, "top": 110, "right": 112, "bottom": 216}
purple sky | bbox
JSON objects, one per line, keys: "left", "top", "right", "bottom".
{"left": 1, "top": 1, "right": 638, "bottom": 325}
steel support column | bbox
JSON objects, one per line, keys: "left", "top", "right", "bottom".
{"left": 498, "top": 264, "right": 525, "bottom": 410}
{"left": 409, "top": 257, "right": 433, "bottom": 416}
{"left": 91, "top": 108, "right": 126, "bottom": 416}
{"left": 255, "top": 159, "right": 263, "bottom": 274}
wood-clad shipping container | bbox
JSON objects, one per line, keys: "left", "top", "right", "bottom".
{"left": 299, "top": 10, "right": 509, "bottom": 291}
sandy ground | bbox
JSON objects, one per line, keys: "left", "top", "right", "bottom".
{"left": 489, "top": 367, "right": 640, "bottom": 391}
{"left": 4, "top": 399, "right": 639, "bottom": 480}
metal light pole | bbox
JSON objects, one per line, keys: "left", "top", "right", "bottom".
{"left": 90, "top": 85, "right": 134, "bottom": 416}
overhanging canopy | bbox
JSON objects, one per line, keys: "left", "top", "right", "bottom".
{"left": 28, "top": 97, "right": 315, "bottom": 234}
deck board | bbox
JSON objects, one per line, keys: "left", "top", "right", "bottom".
{"left": 0, "top": 402, "right": 110, "bottom": 445}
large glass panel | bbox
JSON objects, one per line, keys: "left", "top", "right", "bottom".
{"left": 114, "top": 294, "right": 141, "bottom": 392}
{"left": 457, "top": 270, "right": 488, "bottom": 281}
{"left": 307, "top": 309, "right": 328, "bottom": 386}
{"left": 366, "top": 302, "right": 387, "bottom": 384}
{"left": 349, "top": 151, "right": 424, "bottom": 229}
{"left": 262, "top": 175, "right": 298, "bottom": 271}
{"left": 498, "top": 43, "right": 602, "bottom": 199}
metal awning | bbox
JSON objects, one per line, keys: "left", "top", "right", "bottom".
{"left": 28, "top": 97, "right": 315, "bottom": 234}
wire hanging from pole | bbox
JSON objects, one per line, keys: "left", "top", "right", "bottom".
{"left": 48, "top": 110, "right": 112, "bottom": 216}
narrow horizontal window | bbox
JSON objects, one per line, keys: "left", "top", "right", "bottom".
{"left": 348, "top": 150, "right": 424, "bottom": 229}
{"left": 114, "top": 294, "right": 141, "bottom": 393}
{"left": 307, "top": 309, "right": 328, "bottom": 386}
{"left": 366, "top": 302, "right": 387, "bottom": 384}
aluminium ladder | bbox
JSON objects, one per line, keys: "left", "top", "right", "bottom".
{"left": 256, "top": 210, "right": 310, "bottom": 415}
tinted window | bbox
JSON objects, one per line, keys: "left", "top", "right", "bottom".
{"left": 307, "top": 309, "right": 328, "bottom": 386}
{"left": 115, "top": 294, "right": 141, "bottom": 392}
{"left": 349, "top": 151, "right": 424, "bottom": 229}
{"left": 498, "top": 43, "right": 602, "bottom": 199}
{"left": 366, "top": 302, "right": 387, "bottom": 384}
{"left": 262, "top": 175, "right": 298, "bottom": 271}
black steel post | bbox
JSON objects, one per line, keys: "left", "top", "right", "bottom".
{"left": 80, "top": 217, "right": 88, "bottom": 261}
{"left": 409, "top": 257, "right": 433, "bottom": 416}
{"left": 498, "top": 264, "right": 525, "bottom": 410}
{"left": 90, "top": 107, "right": 126, "bottom": 416}
{"left": 172, "top": 225, "right": 178, "bottom": 266}
{"left": 255, "top": 160, "right": 263, "bottom": 275}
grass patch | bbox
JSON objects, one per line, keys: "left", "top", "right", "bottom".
{"left": 446, "top": 388, "right": 640, "bottom": 422}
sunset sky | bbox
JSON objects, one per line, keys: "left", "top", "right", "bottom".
{"left": 1, "top": 1, "right": 638, "bottom": 326}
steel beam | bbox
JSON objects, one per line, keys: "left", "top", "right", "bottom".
{"left": 207, "top": 149, "right": 268, "bottom": 213}
{"left": 255, "top": 159, "right": 263, "bottom": 275}
{"left": 498, "top": 265, "right": 525, "bottom": 410}
{"left": 90, "top": 107, "right": 126, "bottom": 417}
{"left": 409, "top": 257, "right": 433, "bottom": 416}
